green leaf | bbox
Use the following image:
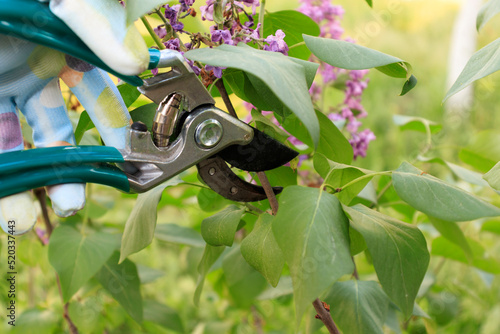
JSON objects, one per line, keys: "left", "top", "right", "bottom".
{"left": 194, "top": 245, "right": 225, "bottom": 305}
{"left": 421, "top": 157, "right": 489, "bottom": 187}
{"left": 48, "top": 226, "right": 119, "bottom": 302}
{"left": 343, "top": 204, "right": 429, "bottom": 318}
{"left": 393, "top": 115, "right": 442, "bottom": 134}
{"left": 265, "top": 166, "right": 298, "bottom": 188}
{"left": 482, "top": 220, "right": 500, "bottom": 235}
{"left": 316, "top": 111, "right": 354, "bottom": 164}
{"left": 484, "top": 161, "right": 500, "bottom": 190}
{"left": 444, "top": 38, "right": 500, "bottom": 102}
{"left": 272, "top": 186, "right": 353, "bottom": 321}
{"left": 304, "top": 35, "right": 416, "bottom": 94}
{"left": 325, "top": 281, "right": 389, "bottom": 334}
{"left": 130, "top": 103, "right": 157, "bottom": 130}
{"left": 260, "top": 10, "right": 320, "bottom": 60}
{"left": 251, "top": 109, "right": 290, "bottom": 142}
{"left": 400, "top": 75, "right": 418, "bottom": 96}
{"left": 125, "top": 0, "right": 173, "bottom": 26}
{"left": 155, "top": 223, "right": 205, "bottom": 247}
{"left": 459, "top": 130, "right": 500, "bottom": 173}
{"left": 477, "top": 0, "right": 500, "bottom": 31}
{"left": 95, "top": 252, "right": 143, "bottom": 322}
{"left": 222, "top": 245, "right": 268, "bottom": 308}
{"left": 118, "top": 83, "right": 141, "bottom": 107}
{"left": 143, "top": 300, "right": 185, "bottom": 333}
{"left": 313, "top": 154, "right": 374, "bottom": 204}
{"left": 349, "top": 227, "right": 367, "bottom": 256}
{"left": 365, "top": 0, "right": 373, "bottom": 7}
{"left": 429, "top": 217, "right": 473, "bottom": 262}
{"left": 197, "top": 187, "right": 231, "bottom": 212}
{"left": 74, "top": 111, "right": 94, "bottom": 145}
{"left": 120, "top": 177, "right": 183, "bottom": 263}
{"left": 392, "top": 162, "right": 500, "bottom": 222}
{"left": 431, "top": 237, "right": 500, "bottom": 274}
{"left": 241, "top": 214, "right": 284, "bottom": 287}
{"left": 185, "top": 44, "right": 320, "bottom": 145}
{"left": 201, "top": 205, "right": 245, "bottom": 247}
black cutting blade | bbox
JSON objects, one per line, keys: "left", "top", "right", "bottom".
{"left": 218, "top": 128, "right": 298, "bottom": 172}
{"left": 197, "top": 156, "right": 282, "bottom": 202}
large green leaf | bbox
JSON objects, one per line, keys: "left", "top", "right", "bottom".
{"left": 222, "top": 245, "right": 268, "bottom": 308}
{"left": 118, "top": 82, "right": 141, "bottom": 107}
{"left": 272, "top": 186, "right": 353, "bottom": 321}
{"left": 431, "top": 237, "right": 500, "bottom": 274}
{"left": 343, "top": 205, "right": 429, "bottom": 318}
{"left": 48, "top": 226, "right": 119, "bottom": 302}
{"left": 393, "top": 162, "right": 500, "bottom": 221}
{"left": 185, "top": 44, "right": 320, "bottom": 145}
{"left": 304, "top": 35, "right": 416, "bottom": 95}
{"left": 260, "top": 10, "right": 320, "bottom": 60}
{"left": 120, "top": 177, "right": 183, "bottom": 263}
{"left": 444, "top": 38, "right": 500, "bottom": 101}
{"left": 125, "top": 0, "right": 173, "bottom": 26}
{"left": 95, "top": 252, "right": 143, "bottom": 322}
{"left": 429, "top": 217, "right": 473, "bottom": 262}
{"left": 143, "top": 300, "right": 185, "bottom": 333}
{"left": 194, "top": 245, "right": 225, "bottom": 305}
{"left": 325, "top": 281, "right": 389, "bottom": 334}
{"left": 459, "top": 130, "right": 500, "bottom": 173}
{"left": 155, "top": 223, "right": 205, "bottom": 247}
{"left": 241, "top": 214, "right": 284, "bottom": 287}
{"left": 477, "top": 0, "right": 500, "bottom": 31}
{"left": 201, "top": 205, "right": 245, "bottom": 247}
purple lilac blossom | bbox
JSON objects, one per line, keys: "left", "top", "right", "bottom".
{"left": 154, "top": 25, "right": 167, "bottom": 39}
{"left": 205, "top": 65, "right": 224, "bottom": 78}
{"left": 263, "top": 30, "right": 288, "bottom": 55}
{"left": 298, "top": 0, "right": 373, "bottom": 159}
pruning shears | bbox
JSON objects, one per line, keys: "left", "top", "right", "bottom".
{"left": 0, "top": 0, "right": 298, "bottom": 202}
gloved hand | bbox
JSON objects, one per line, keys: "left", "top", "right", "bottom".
{"left": 0, "top": 0, "right": 150, "bottom": 235}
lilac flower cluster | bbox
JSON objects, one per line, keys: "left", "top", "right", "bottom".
{"left": 298, "top": 0, "right": 375, "bottom": 159}
{"left": 152, "top": 0, "right": 291, "bottom": 80}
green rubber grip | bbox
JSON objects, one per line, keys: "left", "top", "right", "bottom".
{"left": 0, "top": 164, "right": 131, "bottom": 198}
{"left": 0, "top": 0, "right": 159, "bottom": 86}
{"left": 0, "top": 146, "right": 125, "bottom": 175}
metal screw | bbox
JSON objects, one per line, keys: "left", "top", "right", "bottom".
{"left": 195, "top": 119, "right": 223, "bottom": 148}
{"left": 230, "top": 187, "right": 238, "bottom": 194}
{"left": 208, "top": 167, "right": 216, "bottom": 176}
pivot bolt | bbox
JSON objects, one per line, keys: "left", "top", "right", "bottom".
{"left": 209, "top": 167, "right": 216, "bottom": 176}
{"left": 195, "top": 119, "right": 223, "bottom": 149}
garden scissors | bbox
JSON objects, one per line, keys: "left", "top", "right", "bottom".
{"left": 0, "top": 0, "right": 297, "bottom": 202}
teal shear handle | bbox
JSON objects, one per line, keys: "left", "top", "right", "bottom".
{"left": 0, "top": 0, "right": 161, "bottom": 86}
{"left": 0, "top": 147, "right": 131, "bottom": 198}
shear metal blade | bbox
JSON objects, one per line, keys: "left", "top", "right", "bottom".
{"left": 197, "top": 156, "right": 282, "bottom": 202}
{"left": 218, "top": 128, "right": 298, "bottom": 172}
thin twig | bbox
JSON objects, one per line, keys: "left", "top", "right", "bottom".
{"left": 34, "top": 188, "right": 53, "bottom": 235}
{"left": 257, "top": 172, "right": 279, "bottom": 215}
{"left": 215, "top": 79, "right": 238, "bottom": 118}
{"left": 352, "top": 257, "right": 359, "bottom": 280}
{"left": 313, "top": 299, "right": 340, "bottom": 334}
{"left": 35, "top": 188, "right": 78, "bottom": 334}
